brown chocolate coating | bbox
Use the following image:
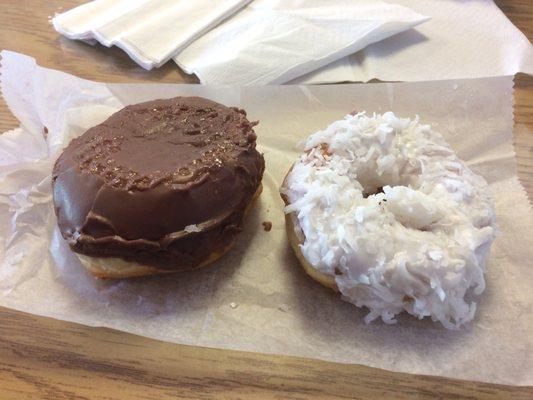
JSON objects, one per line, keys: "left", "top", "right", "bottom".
{"left": 52, "top": 96, "right": 264, "bottom": 270}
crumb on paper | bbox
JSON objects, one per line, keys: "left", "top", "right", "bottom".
{"left": 43, "top": 126, "right": 49, "bottom": 140}
{"left": 262, "top": 221, "right": 272, "bottom": 231}
{"left": 230, "top": 302, "right": 238, "bottom": 309}
{"left": 184, "top": 224, "right": 201, "bottom": 233}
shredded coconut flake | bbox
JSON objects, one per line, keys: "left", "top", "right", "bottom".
{"left": 283, "top": 112, "right": 497, "bottom": 329}
{"left": 184, "top": 224, "right": 201, "bottom": 233}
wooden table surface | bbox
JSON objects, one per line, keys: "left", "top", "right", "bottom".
{"left": 0, "top": 1, "right": 532, "bottom": 399}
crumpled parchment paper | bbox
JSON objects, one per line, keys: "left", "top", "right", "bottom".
{"left": 0, "top": 51, "right": 531, "bottom": 385}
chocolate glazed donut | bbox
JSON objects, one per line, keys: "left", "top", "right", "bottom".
{"left": 52, "top": 96, "right": 265, "bottom": 278}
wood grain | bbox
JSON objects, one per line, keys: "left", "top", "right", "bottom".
{"left": 0, "top": 1, "right": 532, "bottom": 398}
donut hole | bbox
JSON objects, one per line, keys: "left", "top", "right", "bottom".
{"left": 383, "top": 185, "right": 443, "bottom": 231}
{"left": 356, "top": 165, "right": 412, "bottom": 200}
{"left": 363, "top": 186, "right": 384, "bottom": 198}
{"left": 354, "top": 163, "right": 438, "bottom": 231}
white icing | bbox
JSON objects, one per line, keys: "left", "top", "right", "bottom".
{"left": 282, "top": 112, "right": 496, "bottom": 329}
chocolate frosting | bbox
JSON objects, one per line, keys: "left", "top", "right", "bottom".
{"left": 52, "top": 96, "right": 264, "bottom": 270}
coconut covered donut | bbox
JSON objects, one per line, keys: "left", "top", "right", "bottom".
{"left": 281, "top": 112, "right": 496, "bottom": 329}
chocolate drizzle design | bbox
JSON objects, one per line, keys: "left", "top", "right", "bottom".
{"left": 52, "top": 97, "right": 265, "bottom": 271}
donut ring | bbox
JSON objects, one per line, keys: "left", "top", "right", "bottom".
{"left": 281, "top": 112, "right": 496, "bottom": 329}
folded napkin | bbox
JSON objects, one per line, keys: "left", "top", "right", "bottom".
{"left": 294, "top": 0, "right": 533, "bottom": 84}
{"left": 174, "top": 0, "right": 428, "bottom": 85}
{"left": 53, "top": 0, "right": 251, "bottom": 70}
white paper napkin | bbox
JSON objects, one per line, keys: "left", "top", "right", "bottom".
{"left": 52, "top": 0, "right": 251, "bottom": 70}
{"left": 294, "top": 0, "right": 533, "bottom": 84}
{"left": 174, "top": 0, "right": 428, "bottom": 85}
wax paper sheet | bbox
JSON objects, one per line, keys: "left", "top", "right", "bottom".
{"left": 1, "top": 51, "right": 531, "bottom": 385}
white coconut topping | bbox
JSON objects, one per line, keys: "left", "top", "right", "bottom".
{"left": 282, "top": 112, "right": 496, "bottom": 329}
{"left": 184, "top": 224, "right": 202, "bottom": 233}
